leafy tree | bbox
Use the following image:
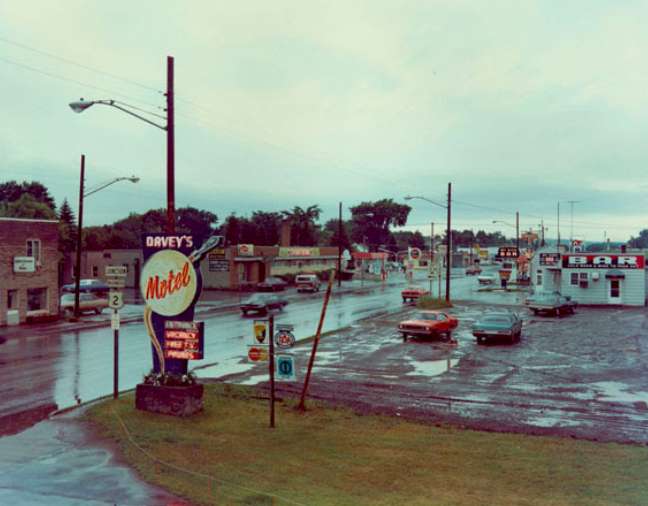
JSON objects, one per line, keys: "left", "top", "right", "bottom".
{"left": 58, "top": 198, "right": 77, "bottom": 254}
{"left": 322, "top": 218, "right": 352, "bottom": 251}
{"left": 249, "top": 211, "right": 282, "bottom": 245}
{"left": 0, "top": 193, "right": 56, "bottom": 219}
{"left": 282, "top": 205, "right": 322, "bottom": 246}
{"left": 221, "top": 214, "right": 242, "bottom": 245}
{"left": 0, "top": 180, "right": 56, "bottom": 211}
{"left": 177, "top": 207, "right": 218, "bottom": 244}
{"left": 628, "top": 229, "right": 648, "bottom": 249}
{"left": 350, "top": 199, "right": 411, "bottom": 251}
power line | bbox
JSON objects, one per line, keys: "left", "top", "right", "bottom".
{"left": 0, "top": 55, "right": 162, "bottom": 109}
{"left": 0, "top": 35, "right": 161, "bottom": 93}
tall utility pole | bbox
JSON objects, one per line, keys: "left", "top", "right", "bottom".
{"left": 166, "top": 56, "right": 175, "bottom": 233}
{"left": 337, "top": 202, "right": 342, "bottom": 287}
{"left": 446, "top": 182, "right": 452, "bottom": 303}
{"left": 557, "top": 202, "right": 561, "bottom": 253}
{"left": 73, "top": 154, "right": 85, "bottom": 318}
{"left": 540, "top": 219, "right": 546, "bottom": 247}
{"left": 429, "top": 222, "right": 434, "bottom": 295}
{"left": 515, "top": 211, "right": 520, "bottom": 251}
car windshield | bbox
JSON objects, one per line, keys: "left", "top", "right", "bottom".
{"left": 417, "top": 312, "right": 439, "bottom": 320}
{"left": 481, "top": 316, "right": 512, "bottom": 324}
{"left": 61, "top": 294, "right": 74, "bottom": 301}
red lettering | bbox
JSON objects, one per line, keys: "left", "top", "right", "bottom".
{"left": 146, "top": 276, "right": 158, "bottom": 299}
{"left": 181, "top": 262, "right": 190, "bottom": 287}
{"left": 158, "top": 279, "right": 167, "bottom": 298}
{"left": 144, "top": 262, "right": 193, "bottom": 301}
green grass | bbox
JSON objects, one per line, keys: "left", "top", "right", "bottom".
{"left": 416, "top": 295, "right": 453, "bottom": 309}
{"left": 85, "top": 384, "right": 648, "bottom": 506}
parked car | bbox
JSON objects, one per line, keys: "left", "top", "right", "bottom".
{"left": 295, "top": 274, "right": 321, "bottom": 292}
{"left": 401, "top": 286, "right": 430, "bottom": 303}
{"left": 398, "top": 311, "right": 458, "bottom": 341}
{"left": 61, "top": 278, "right": 110, "bottom": 295}
{"left": 477, "top": 274, "right": 496, "bottom": 285}
{"left": 526, "top": 292, "right": 577, "bottom": 316}
{"left": 466, "top": 265, "right": 482, "bottom": 275}
{"left": 472, "top": 311, "right": 522, "bottom": 344}
{"left": 60, "top": 293, "right": 108, "bottom": 316}
{"left": 240, "top": 294, "right": 288, "bottom": 315}
{"left": 256, "top": 276, "right": 288, "bottom": 292}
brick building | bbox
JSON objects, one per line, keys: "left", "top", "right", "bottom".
{"left": 0, "top": 217, "right": 60, "bottom": 325}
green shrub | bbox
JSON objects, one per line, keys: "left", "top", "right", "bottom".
{"left": 416, "top": 296, "right": 453, "bottom": 309}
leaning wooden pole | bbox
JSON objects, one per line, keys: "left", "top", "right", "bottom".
{"left": 297, "top": 268, "right": 335, "bottom": 411}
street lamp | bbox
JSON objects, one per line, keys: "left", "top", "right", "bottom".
{"left": 405, "top": 183, "right": 452, "bottom": 303}
{"left": 72, "top": 154, "right": 139, "bottom": 318}
{"left": 69, "top": 56, "right": 176, "bottom": 233}
{"left": 492, "top": 211, "right": 520, "bottom": 250}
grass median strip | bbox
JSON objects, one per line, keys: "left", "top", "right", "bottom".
{"left": 85, "top": 384, "right": 648, "bottom": 506}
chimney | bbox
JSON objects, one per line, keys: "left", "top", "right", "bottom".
{"left": 280, "top": 220, "right": 292, "bottom": 247}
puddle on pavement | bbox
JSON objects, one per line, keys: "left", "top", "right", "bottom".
{"left": 194, "top": 357, "right": 254, "bottom": 378}
{"left": 525, "top": 411, "right": 583, "bottom": 428}
{"left": 591, "top": 381, "right": 648, "bottom": 404}
{"left": 406, "top": 358, "right": 459, "bottom": 377}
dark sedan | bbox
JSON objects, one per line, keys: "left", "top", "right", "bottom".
{"left": 240, "top": 294, "right": 288, "bottom": 315}
{"left": 472, "top": 312, "right": 522, "bottom": 344}
{"left": 61, "top": 278, "right": 110, "bottom": 296}
{"left": 257, "top": 276, "right": 288, "bottom": 291}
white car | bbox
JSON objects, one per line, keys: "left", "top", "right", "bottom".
{"left": 477, "top": 274, "right": 496, "bottom": 285}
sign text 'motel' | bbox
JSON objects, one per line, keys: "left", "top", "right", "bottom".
{"left": 562, "top": 254, "right": 645, "bottom": 269}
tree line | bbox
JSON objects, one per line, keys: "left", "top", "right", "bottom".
{"left": 2, "top": 180, "right": 520, "bottom": 255}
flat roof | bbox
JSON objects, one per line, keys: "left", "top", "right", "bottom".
{"left": 0, "top": 217, "right": 58, "bottom": 223}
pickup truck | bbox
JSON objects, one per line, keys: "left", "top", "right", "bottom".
{"left": 526, "top": 292, "right": 577, "bottom": 316}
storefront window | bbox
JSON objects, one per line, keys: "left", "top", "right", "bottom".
{"left": 26, "top": 239, "right": 41, "bottom": 262}
{"left": 570, "top": 273, "right": 579, "bottom": 286}
{"left": 27, "top": 287, "right": 47, "bottom": 311}
{"left": 536, "top": 270, "right": 543, "bottom": 286}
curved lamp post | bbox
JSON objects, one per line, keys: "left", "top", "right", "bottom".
{"left": 69, "top": 55, "right": 175, "bottom": 233}
{"left": 405, "top": 184, "right": 452, "bottom": 303}
{"left": 72, "top": 153, "right": 139, "bottom": 318}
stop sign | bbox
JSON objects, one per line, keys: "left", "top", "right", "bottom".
{"left": 248, "top": 347, "right": 262, "bottom": 361}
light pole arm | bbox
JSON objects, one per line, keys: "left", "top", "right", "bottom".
{"left": 94, "top": 100, "right": 167, "bottom": 131}
{"left": 405, "top": 195, "right": 447, "bottom": 209}
{"left": 84, "top": 177, "right": 137, "bottom": 198}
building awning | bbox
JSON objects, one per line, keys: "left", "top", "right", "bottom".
{"left": 605, "top": 269, "right": 626, "bottom": 279}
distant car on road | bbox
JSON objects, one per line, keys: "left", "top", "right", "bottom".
{"left": 295, "top": 274, "right": 321, "bottom": 292}
{"left": 61, "top": 278, "right": 110, "bottom": 296}
{"left": 472, "top": 311, "right": 522, "bottom": 344}
{"left": 60, "top": 293, "right": 108, "bottom": 316}
{"left": 401, "top": 286, "right": 430, "bottom": 303}
{"left": 477, "top": 274, "right": 496, "bottom": 285}
{"left": 526, "top": 292, "right": 577, "bottom": 316}
{"left": 256, "top": 276, "right": 288, "bottom": 292}
{"left": 466, "top": 265, "right": 482, "bottom": 275}
{"left": 398, "top": 311, "right": 458, "bottom": 341}
{"left": 240, "top": 294, "right": 288, "bottom": 316}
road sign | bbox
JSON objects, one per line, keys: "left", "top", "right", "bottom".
{"left": 276, "top": 355, "right": 296, "bottom": 381}
{"left": 108, "top": 291, "right": 124, "bottom": 309}
{"left": 252, "top": 320, "right": 270, "bottom": 346}
{"left": 248, "top": 346, "right": 269, "bottom": 362}
{"left": 106, "top": 265, "right": 128, "bottom": 277}
{"left": 164, "top": 321, "right": 204, "bottom": 360}
{"left": 274, "top": 328, "right": 295, "bottom": 349}
{"left": 111, "top": 311, "right": 120, "bottom": 330}
{"left": 107, "top": 277, "right": 126, "bottom": 289}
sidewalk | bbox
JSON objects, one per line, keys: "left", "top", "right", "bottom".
{"left": 0, "top": 407, "right": 184, "bottom": 505}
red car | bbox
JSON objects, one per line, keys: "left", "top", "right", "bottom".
{"left": 398, "top": 311, "right": 459, "bottom": 341}
{"left": 401, "top": 286, "right": 430, "bottom": 303}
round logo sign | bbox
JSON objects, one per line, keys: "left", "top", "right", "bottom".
{"left": 410, "top": 248, "right": 421, "bottom": 260}
{"left": 140, "top": 250, "right": 197, "bottom": 316}
{"left": 274, "top": 330, "right": 296, "bottom": 349}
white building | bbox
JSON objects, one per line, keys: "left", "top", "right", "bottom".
{"left": 530, "top": 247, "right": 647, "bottom": 306}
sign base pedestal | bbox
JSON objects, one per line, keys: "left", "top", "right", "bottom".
{"left": 135, "top": 383, "right": 204, "bottom": 417}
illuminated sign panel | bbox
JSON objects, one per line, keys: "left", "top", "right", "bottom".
{"left": 562, "top": 254, "right": 645, "bottom": 269}
{"left": 163, "top": 321, "right": 204, "bottom": 360}
{"left": 539, "top": 253, "right": 561, "bottom": 266}
{"left": 497, "top": 247, "right": 519, "bottom": 259}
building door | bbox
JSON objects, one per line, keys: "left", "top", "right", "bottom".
{"left": 608, "top": 279, "right": 621, "bottom": 304}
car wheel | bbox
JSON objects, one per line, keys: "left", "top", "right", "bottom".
{"left": 242, "top": 310, "right": 247, "bottom": 316}
{"left": 477, "top": 336, "right": 485, "bottom": 345}
{"left": 95, "top": 308, "right": 102, "bottom": 315}
{"left": 402, "top": 333, "right": 407, "bottom": 342}
{"left": 532, "top": 309, "right": 538, "bottom": 315}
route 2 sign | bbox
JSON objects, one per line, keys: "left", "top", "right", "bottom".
{"left": 275, "top": 355, "right": 296, "bottom": 381}
{"left": 108, "top": 291, "right": 124, "bottom": 309}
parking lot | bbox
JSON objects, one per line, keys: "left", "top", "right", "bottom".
{"left": 222, "top": 302, "right": 648, "bottom": 445}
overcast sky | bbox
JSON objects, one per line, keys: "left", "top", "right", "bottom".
{"left": 2, "top": 1, "right": 647, "bottom": 242}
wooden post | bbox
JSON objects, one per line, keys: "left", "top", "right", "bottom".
{"left": 269, "top": 314, "right": 275, "bottom": 428}
{"left": 297, "top": 269, "right": 335, "bottom": 411}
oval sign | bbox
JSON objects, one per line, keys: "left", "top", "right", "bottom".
{"left": 140, "top": 250, "right": 197, "bottom": 316}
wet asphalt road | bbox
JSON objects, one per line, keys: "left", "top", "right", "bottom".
{"left": 0, "top": 269, "right": 490, "bottom": 423}
{"left": 234, "top": 301, "right": 648, "bottom": 444}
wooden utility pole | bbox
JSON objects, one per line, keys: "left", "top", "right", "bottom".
{"left": 166, "top": 56, "right": 175, "bottom": 233}
{"left": 73, "top": 154, "right": 85, "bottom": 318}
{"left": 337, "top": 202, "right": 342, "bottom": 287}
{"left": 445, "top": 182, "right": 452, "bottom": 303}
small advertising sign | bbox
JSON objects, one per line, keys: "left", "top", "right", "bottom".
{"left": 208, "top": 252, "right": 229, "bottom": 272}
{"left": 275, "top": 355, "right": 296, "bottom": 381}
{"left": 497, "top": 247, "right": 519, "bottom": 259}
{"left": 278, "top": 247, "right": 319, "bottom": 257}
{"left": 274, "top": 324, "right": 296, "bottom": 349}
{"left": 106, "top": 265, "right": 128, "bottom": 277}
{"left": 238, "top": 244, "right": 254, "bottom": 256}
{"left": 13, "top": 256, "right": 35, "bottom": 273}
{"left": 111, "top": 311, "right": 120, "bottom": 330}
{"left": 248, "top": 346, "right": 269, "bottom": 362}
{"left": 252, "top": 320, "right": 270, "bottom": 346}
{"left": 163, "top": 321, "right": 204, "bottom": 360}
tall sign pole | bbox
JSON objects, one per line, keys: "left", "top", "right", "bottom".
{"left": 337, "top": 202, "right": 342, "bottom": 288}
{"left": 113, "top": 308, "right": 119, "bottom": 398}
{"left": 445, "top": 182, "right": 452, "bottom": 303}
{"left": 429, "top": 222, "right": 434, "bottom": 296}
{"left": 166, "top": 56, "right": 175, "bottom": 233}
{"left": 516, "top": 211, "right": 520, "bottom": 251}
{"left": 269, "top": 314, "right": 275, "bottom": 428}
{"left": 73, "top": 154, "right": 85, "bottom": 318}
